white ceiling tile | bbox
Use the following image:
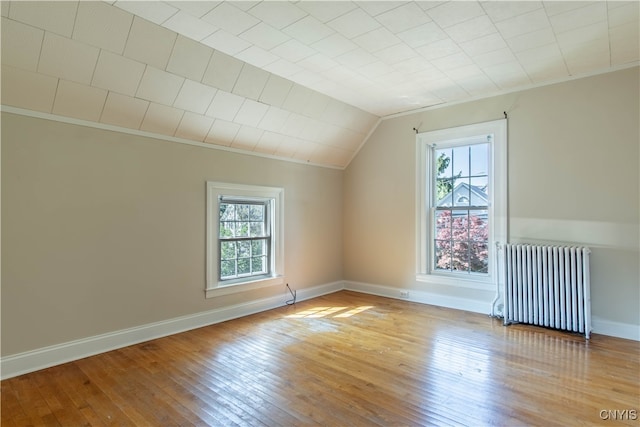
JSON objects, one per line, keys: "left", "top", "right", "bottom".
{"left": 234, "top": 99, "right": 269, "bottom": 127}
{"left": 295, "top": 1, "right": 358, "bottom": 23}
{"left": 336, "top": 48, "right": 378, "bottom": 68}
{"left": 248, "top": 2, "right": 307, "bottom": 30}
{"left": 52, "top": 79, "right": 108, "bottom": 122}
{"left": 482, "top": 61, "right": 530, "bottom": 88}
{"left": 356, "top": 1, "right": 405, "bottom": 16}
{"left": 375, "top": 3, "right": 431, "bottom": 33}
{"left": 549, "top": 3, "right": 606, "bottom": 34}
{"left": 167, "top": 1, "right": 219, "bottom": 18}
{"left": 472, "top": 48, "right": 518, "bottom": 68}
{"left": 282, "top": 84, "right": 313, "bottom": 112}
{"left": 392, "top": 56, "right": 437, "bottom": 75}
{"left": 431, "top": 52, "right": 474, "bottom": 73}
{"left": 270, "top": 39, "right": 317, "bottom": 62}
{"left": 262, "top": 59, "right": 305, "bottom": 78}
{"left": 1, "top": 1, "right": 9, "bottom": 17}
{"left": 232, "top": 64, "right": 270, "bottom": 101}
{"left": 291, "top": 139, "right": 319, "bottom": 162}
{"left": 459, "top": 33, "right": 508, "bottom": 57}
{"left": 231, "top": 126, "right": 264, "bottom": 151}
{"left": 297, "top": 53, "right": 340, "bottom": 73}
{"left": 231, "top": 2, "right": 261, "bottom": 12}
{"left": 92, "top": 51, "right": 145, "bottom": 96}
{"left": 520, "top": 60, "right": 569, "bottom": 83}
{"left": 374, "top": 43, "right": 417, "bottom": 64}
{"left": 1, "top": 65, "right": 58, "bottom": 113}
{"left": 311, "top": 32, "right": 358, "bottom": 58}
{"left": 239, "top": 22, "right": 290, "bottom": 50}
{"left": 258, "top": 107, "right": 290, "bottom": 132}
{"left": 505, "top": 28, "right": 557, "bottom": 52}
{"left": 496, "top": 9, "right": 551, "bottom": 39}
{"left": 201, "top": 30, "right": 252, "bottom": 55}
{"left": 1, "top": 17, "right": 44, "bottom": 72}
{"left": 327, "top": 7, "right": 381, "bottom": 39}
{"left": 608, "top": 2, "right": 639, "bottom": 28}
{"left": 445, "top": 15, "right": 497, "bottom": 43}
{"left": 234, "top": 46, "right": 280, "bottom": 68}
{"left": 140, "top": 102, "right": 184, "bottom": 136}
{"left": 356, "top": 61, "right": 395, "bottom": 79}
{"left": 173, "top": 80, "right": 217, "bottom": 114}
{"left": 73, "top": 1, "right": 132, "bottom": 54}
{"left": 415, "top": 38, "right": 461, "bottom": 60}
{"left": 453, "top": 74, "right": 499, "bottom": 97}
{"left": 610, "top": 21, "right": 640, "bottom": 65}
{"left": 100, "top": 92, "right": 149, "bottom": 129}
{"left": 253, "top": 131, "right": 281, "bottom": 155}
{"left": 395, "top": 22, "right": 447, "bottom": 49}
{"left": 352, "top": 27, "right": 402, "bottom": 53}
{"left": 543, "top": 1, "right": 595, "bottom": 17}
{"left": 259, "top": 75, "right": 294, "bottom": 108}
{"left": 38, "top": 32, "right": 99, "bottom": 85}
{"left": 562, "top": 39, "right": 610, "bottom": 75}
{"left": 166, "top": 35, "right": 213, "bottom": 82}
{"left": 281, "top": 113, "right": 311, "bottom": 137}
{"left": 275, "top": 135, "right": 302, "bottom": 158}
{"left": 202, "top": 50, "right": 243, "bottom": 92}
{"left": 175, "top": 112, "right": 213, "bottom": 141}
{"left": 555, "top": 21, "right": 608, "bottom": 49}
{"left": 283, "top": 15, "right": 334, "bottom": 45}
{"left": 201, "top": 2, "right": 259, "bottom": 36}
{"left": 516, "top": 43, "right": 565, "bottom": 65}
{"left": 162, "top": 10, "right": 217, "bottom": 41}
{"left": 480, "top": 1, "right": 543, "bottom": 23}
{"left": 206, "top": 90, "right": 245, "bottom": 121}
{"left": 135, "top": 67, "right": 184, "bottom": 105}
{"left": 205, "top": 119, "right": 241, "bottom": 146}
{"left": 423, "top": 77, "right": 469, "bottom": 101}
{"left": 9, "top": 0, "right": 77, "bottom": 37}
{"left": 124, "top": 17, "right": 177, "bottom": 70}
{"left": 114, "top": 1, "right": 178, "bottom": 25}
{"left": 303, "top": 93, "right": 331, "bottom": 119}
{"left": 426, "top": 1, "right": 485, "bottom": 28}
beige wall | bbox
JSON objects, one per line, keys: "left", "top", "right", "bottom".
{"left": 1, "top": 113, "right": 343, "bottom": 355}
{"left": 344, "top": 67, "right": 640, "bottom": 327}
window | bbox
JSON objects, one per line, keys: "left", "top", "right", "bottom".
{"left": 416, "top": 119, "right": 506, "bottom": 289}
{"left": 206, "top": 182, "right": 284, "bottom": 298}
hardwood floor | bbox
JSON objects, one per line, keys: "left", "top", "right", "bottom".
{"left": 2, "top": 290, "right": 639, "bottom": 426}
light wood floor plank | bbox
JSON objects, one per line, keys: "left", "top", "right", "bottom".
{"left": 2, "top": 291, "right": 639, "bottom": 426}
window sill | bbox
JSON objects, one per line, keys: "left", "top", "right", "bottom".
{"left": 205, "top": 275, "right": 284, "bottom": 298}
{"left": 416, "top": 273, "right": 495, "bottom": 291}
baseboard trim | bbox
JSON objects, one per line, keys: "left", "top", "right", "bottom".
{"left": 344, "top": 280, "right": 491, "bottom": 315}
{"left": 0, "top": 281, "right": 343, "bottom": 380}
{"left": 592, "top": 317, "right": 640, "bottom": 341}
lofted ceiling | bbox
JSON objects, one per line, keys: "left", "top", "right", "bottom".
{"left": 1, "top": 1, "right": 638, "bottom": 168}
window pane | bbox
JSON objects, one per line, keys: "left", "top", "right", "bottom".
{"left": 452, "top": 145, "right": 469, "bottom": 177}
{"left": 220, "top": 260, "right": 236, "bottom": 278}
{"left": 469, "top": 210, "right": 488, "bottom": 242}
{"left": 220, "top": 241, "right": 236, "bottom": 260}
{"left": 252, "top": 240, "right": 265, "bottom": 256}
{"left": 220, "top": 203, "right": 235, "bottom": 221}
{"left": 235, "top": 222, "right": 249, "bottom": 237}
{"left": 238, "top": 240, "right": 251, "bottom": 258}
{"left": 470, "top": 242, "right": 489, "bottom": 273}
{"left": 451, "top": 211, "right": 468, "bottom": 242}
{"left": 451, "top": 241, "right": 470, "bottom": 272}
{"left": 435, "top": 240, "right": 451, "bottom": 271}
{"left": 250, "top": 221, "right": 265, "bottom": 237}
{"left": 250, "top": 205, "right": 264, "bottom": 221}
{"left": 435, "top": 210, "right": 451, "bottom": 240}
{"left": 436, "top": 148, "right": 452, "bottom": 179}
{"left": 237, "top": 258, "right": 250, "bottom": 275}
{"left": 251, "top": 256, "right": 265, "bottom": 274}
{"left": 470, "top": 176, "right": 489, "bottom": 202}
{"left": 453, "top": 177, "right": 470, "bottom": 207}
{"left": 237, "top": 204, "right": 250, "bottom": 220}
{"left": 470, "top": 143, "right": 489, "bottom": 176}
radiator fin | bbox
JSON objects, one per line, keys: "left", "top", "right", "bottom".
{"left": 504, "top": 244, "right": 591, "bottom": 338}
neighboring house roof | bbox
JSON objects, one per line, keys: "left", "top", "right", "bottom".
{"left": 437, "top": 182, "right": 488, "bottom": 208}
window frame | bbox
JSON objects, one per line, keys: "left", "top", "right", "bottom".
{"left": 206, "top": 182, "right": 284, "bottom": 298}
{"left": 416, "top": 119, "right": 507, "bottom": 290}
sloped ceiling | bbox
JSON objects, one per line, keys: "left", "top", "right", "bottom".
{"left": 1, "top": 1, "right": 638, "bottom": 168}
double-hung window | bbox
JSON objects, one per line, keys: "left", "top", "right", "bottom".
{"left": 206, "top": 182, "right": 284, "bottom": 298}
{"left": 416, "top": 119, "right": 507, "bottom": 290}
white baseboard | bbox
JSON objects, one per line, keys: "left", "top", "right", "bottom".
{"left": 3, "top": 280, "right": 637, "bottom": 379}
{"left": 592, "top": 317, "right": 640, "bottom": 341}
{"left": 344, "top": 280, "right": 491, "bottom": 315}
{"left": 0, "top": 281, "right": 343, "bottom": 380}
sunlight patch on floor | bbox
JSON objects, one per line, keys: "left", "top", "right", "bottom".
{"left": 286, "top": 306, "right": 374, "bottom": 319}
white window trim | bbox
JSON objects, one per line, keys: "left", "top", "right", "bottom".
{"left": 206, "top": 182, "right": 284, "bottom": 298}
{"left": 415, "top": 119, "right": 507, "bottom": 290}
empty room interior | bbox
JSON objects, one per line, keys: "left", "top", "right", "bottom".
{"left": 1, "top": 1, "right": 639, "bottom": 425}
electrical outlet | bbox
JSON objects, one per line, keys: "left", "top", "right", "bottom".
{"left": 400, "top": 290, "right": 410, "bottom": 298}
